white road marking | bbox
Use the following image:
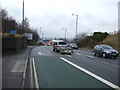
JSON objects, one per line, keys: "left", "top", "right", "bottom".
{"left": 86, "top": 55, "right": 95, "bottom": 59}
{"left": 38, "top": 52, "right": 50, "bottom": 56}
{"left": 47, "top": 51, "right": 51, "bottom": 53}
{"left": 30, "top": 58, "right": 33, "bottom": 88}
{"left": 75, "top": 53, "right": 84, "bottom": 56}
{"left": 96, "top": 60, "right": 119, "bottom": 68}
{"left": 33, "top": 58, "right": 39, "bottom": 88}
{"left": 60, "top": 57, "right": 119, "bottom": 89}
{"left": 38, "top": 52, "right": 42, "bottom": 55}
{"left": 75, "top": 53, "right": 80, "bottom": 55}
{"left": 11, "top": 60, "right": 26, "bottom": 72}
{"left": 65, "top": 55, "right": 72, "bottom": 57}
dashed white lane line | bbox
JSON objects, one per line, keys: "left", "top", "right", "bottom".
{"left": 65, "top": 55, "right": 72, "bottom": 57}
{"left": 60, "top": 57, "right": 119, "bottom": 89}
{"left": 86, "top": 55, "right": 95, "bottom": 59}
{"left": 75, "top": 53, "right": 85, "bottom": 56}
{"left": 75, "top": 52, "right": 119, "bottom": 68}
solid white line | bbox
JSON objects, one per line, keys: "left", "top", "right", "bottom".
{"left": 30, "top": 58, "right": 33, "bottom": 88}
{"left": 60, "top": 57, "right": 119, "bottom": 89}
{"left": 86, "top": 55, "right": 95, "bottom": 59}
{"left": 33, "top": 58, "right": 39, "bottom": 88}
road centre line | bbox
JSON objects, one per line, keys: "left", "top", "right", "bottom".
{"left": 33, "top": 58, "right": 39, "bottom": 88}
{"left": 60, "top": 57, "right": 119, "bottom": 89}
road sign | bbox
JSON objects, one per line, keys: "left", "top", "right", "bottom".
{"left": 10, "top": 30, "right": 17, "bottom": 34}
{"left": 24, "top": 33, "right": 33, "bottom": 40}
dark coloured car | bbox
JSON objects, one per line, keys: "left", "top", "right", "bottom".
{"left": 69, "top": 43, "right": 78, "bottom": 49}
{"left": 93, "top": 45, "right": 119, "bottom": 59}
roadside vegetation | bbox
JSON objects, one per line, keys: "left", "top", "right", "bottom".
{"left": 76, "top": 31, "right": 120, "bottom": 53}
{"left": 1, "top": 9, "right": 39, "bottom": 44}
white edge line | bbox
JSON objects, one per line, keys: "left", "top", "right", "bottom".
{"left": 33, "top": 58, "right": 39, "bottom": 88}
{"left": 30, "top": 58, "right": 33, "bottom": 88}
{"left": 23, "top": 58, "right": 28, "bottom": 79}
{"left": 60, "top": 57, "right": 119, "bottom": 89}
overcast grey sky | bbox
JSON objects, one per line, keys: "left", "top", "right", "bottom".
{"left": 1, "top": 0, "right": 119, "bottom": 39}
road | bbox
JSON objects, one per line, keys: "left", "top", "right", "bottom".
{"left": 30, "top": 46, "right": 119, "bottom": 88}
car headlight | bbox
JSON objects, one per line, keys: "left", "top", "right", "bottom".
{"left": 105, "top": 51, "right": 111, "bottom": 53}
{"left": 116, "top": 51, "right": 118, "bottom": 54}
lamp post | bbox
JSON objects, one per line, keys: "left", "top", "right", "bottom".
{"left": 63, "top": 28, "right": 67, "bottom": 40}
{"left": 72, "top": 14, "right": 78, "bottom": 42}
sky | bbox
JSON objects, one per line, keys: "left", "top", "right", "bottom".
{"left": 0, "top": 0, "right": 119, "bottom": 39}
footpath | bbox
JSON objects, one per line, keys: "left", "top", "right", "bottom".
{"left": 2, "top": 46, "right": 34, "bottom": 89}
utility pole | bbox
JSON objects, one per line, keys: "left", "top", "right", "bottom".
{"left": 63, "top": 28, "right": 67, "bottom": 40}
{"left": 22, "top": 0, "right": 24, "bottom": 34}
{"left": 40, "top": 27, "right": 41, "bottom": 39}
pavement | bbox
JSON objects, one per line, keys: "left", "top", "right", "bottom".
{"left": 2, "top": 46, "right": 34, "bottom": 89}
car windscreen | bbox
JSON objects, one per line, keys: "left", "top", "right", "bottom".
{"left": 102, "top": 46, "right": 113, "bottom": 49}
{"left": 59, "top": 42, "right": 66, "bottom": 45}
{"left": 70, "top": 43, "right": 77, "bottom": 46}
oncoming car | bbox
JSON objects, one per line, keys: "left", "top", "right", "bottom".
{"left": 69, "top": 43, "right": 78, "bottom": 49}
{"left": 53, "top": 40, "right": 73, "bottom": 54}
{"left": 93, "top": 45, "right": 119, "bottom": 59}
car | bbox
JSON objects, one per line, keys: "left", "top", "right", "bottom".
{"left": 93, "top": 45, "right": 119, "bottom": 59}
{"left": 69, "top": 43, "right": 78, "bottom": 49}
{"left": 53, "top": 41, "right": 68, "bottom": 52}
{"left": 59, "top": 47, "right": 73, "bottom": 55}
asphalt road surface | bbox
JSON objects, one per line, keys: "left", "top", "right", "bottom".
{"left": 30, "top": 46, "right": 119, "bottom": 88}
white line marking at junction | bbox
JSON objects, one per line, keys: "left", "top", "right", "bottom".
{"left": 38, "top": 52, "right": 42, "bottom": 55}
{"left": 60, "top": 57, "right": 119, "bottom": 89}
{"left": 33, "top": 58, "right": 39, "bottom": 88}
{"left": 47, "top": 51, "right": 51, "bottom": 53}
{"left": 86, "top": 55, "right": 95, "bottom": 59}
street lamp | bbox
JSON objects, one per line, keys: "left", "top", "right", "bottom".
{"left": 72, "top": 14, "right": 78, "bottom": 41}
